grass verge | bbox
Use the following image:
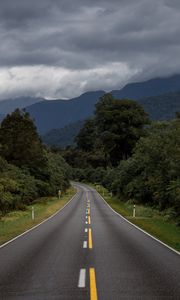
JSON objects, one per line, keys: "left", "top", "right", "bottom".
{"left": 93, "top": 185, "right": 180, "bottom": 252}
{"left": 0, "top": 187, "right": 76, "bottom": 246}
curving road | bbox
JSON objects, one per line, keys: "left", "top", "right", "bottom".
{"left": 0, "top": 183, "right": 180, "bottom": 299}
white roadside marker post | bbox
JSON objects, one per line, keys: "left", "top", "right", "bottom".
{"left": 32, "top": 206, "right": 35, "bottom": 221}
{"left": 58, "top": 189, "right": 61, "bottom": 199}
{"left": 133, "top": 204, "right": 136, "bottom": 218}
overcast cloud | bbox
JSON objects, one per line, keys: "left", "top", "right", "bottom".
{"left": 0, "top": 0, "right": 180, "bottom": 100}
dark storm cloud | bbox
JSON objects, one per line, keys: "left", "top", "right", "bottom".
{"left": 0, "top": 0, "right": 180, "bottom": 99}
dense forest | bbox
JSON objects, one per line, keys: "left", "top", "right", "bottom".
{"left": 0, "top": 109, "right": 70, "bottom": 215}
{"left": 62, "top": 94, "right": 180, "bottom": 224}
{"left": 1, "top": 95, "right": 179, "bottom": 225}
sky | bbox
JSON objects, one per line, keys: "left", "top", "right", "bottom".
{"left": 0, "top": 0, "right": 180, "bottom": 100}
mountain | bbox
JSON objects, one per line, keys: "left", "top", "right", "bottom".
{"left": 25, "top": 74, "right": 180, "bottom": 134}
{"left": 112, "top": 74, "right": 180, "bottom": 99}
{"left": 42, "top": 120, "right": 85, "bottom": 147}
{"left": 0, "top": 96, "right": 44, "bottom": 114}
{"left": 42, "top": 90, "right": 180, "bottom": 147}
{"left": 0, "top": 113, "right": 4, "bottom": 122}
{"left": 138, "top": 91, "right": 180, "bottom": 120}
{"left": 25, "top": 91, "right": 105, "bottom": 134}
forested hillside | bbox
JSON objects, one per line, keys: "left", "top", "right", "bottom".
{"left": 42, "top": 120, "right": 85, "bottom": 147}
{"left": 62, "top": 94, "right": 180, "bottom": 224}
{"left": 0, "top": 109, "right": 70, "bottom": 215}
{"left": 138, "top": 91, "right": 180, "bottom": 120}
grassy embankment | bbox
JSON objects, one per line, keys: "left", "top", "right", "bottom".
{"left": 0, "top": 186, "right": 76, "bottom": 246}
{"left": 94, "top": 185, "right": 180, "bottom": 252}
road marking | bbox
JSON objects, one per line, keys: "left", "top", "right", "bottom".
{"left": 89, "top": 228, "right": 93, "bottom": 249}
{"left": 0, "top": 191, "right": 78, "bottom": 249}
{"left": 85, "top": 221, "right": 88, "bottom": 224}
{"left": 88, "top": 216, "right": 91, "bottom": 224}
{"left": 97, "top": 192, "right": 180, "bottom": 256}
{"left": 90, "top": 268, "right": 98, "bottom": 300}
{"left": 85, "top": 228, "right": 88, "bottom": 233}
{"left": 86, "top": 215, "right": 88, "bottom": 219}
{"left": 83, "top": 241, "right": 87, "bottom": 248}
{"left": 78, "top": 269, "right": 86, "bottom": 288}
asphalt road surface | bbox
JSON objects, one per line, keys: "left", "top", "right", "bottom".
{"left": 0, "top": 183, "right": 180, "bottom": 300}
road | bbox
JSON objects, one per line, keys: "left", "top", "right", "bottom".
{"left": 0, "top": 183, "right": 180, "bottom": 299}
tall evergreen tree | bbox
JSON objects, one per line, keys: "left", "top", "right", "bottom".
{"left": 0, "top": 109, "right": 47, "bottom": 176}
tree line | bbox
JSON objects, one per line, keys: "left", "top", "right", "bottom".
{"left": 62, "top": 94, "right": 180, "bottom": 224}
{"left": 0, "top": 109, "right": 70, "bottom": 215}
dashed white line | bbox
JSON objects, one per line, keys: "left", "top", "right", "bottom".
{"left": 85, "top": 228, "right": 88, "bottom": 233}
{"left": 78, "top": 269, "right": 86, "bottom": 288}
{"left": 83, "top": 241, "right": 87, "bottom": 248}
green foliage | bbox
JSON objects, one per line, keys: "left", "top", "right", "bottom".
{"left": 95, "top": 93, "right": 149, "bottom": 165}
{"left": 76, "top": 119, "right": 96, "bottom": 151}
{"left": 0, "top": 109, "right": 47, "bottom": 177}
{"left": 70, "top": 115, "right": 180, "bottom": 224}
{"left": 103, "top": 118, "right": 180, "bottom": 223}
{"left": 46, "top": 151, "right": 70, "bottom": 194}
{"left": 0, "top": 109, "right": 71, "bottom": 215}
{"left": 74, "top": 93, "right": 149, "bottom": 167}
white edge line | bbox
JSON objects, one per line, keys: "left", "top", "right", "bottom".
{"left": 97, "top": 191, "right": 180, "bottom": 256}
{"left": 0, "top": 191, "right": 78, "bottom": 250}
{"left": 78, "top": 269, "right": 86, "bottom": 288}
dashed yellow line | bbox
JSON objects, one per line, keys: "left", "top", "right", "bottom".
{"left": 89, "top": 268, "right": 98, "bottom": 300}
{"left": 88, "top": 216, "right": 91, "bottom": 225}
{"left": 88, "top": 228, "right": 93, "bottom": 249}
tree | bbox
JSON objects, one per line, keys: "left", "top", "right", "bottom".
{"left": 76, "top": 118, "right": 96, "bottom": 151}
{"left": 0, "top": 109, "right": 47, "bottom": 176}
{"left": 94, "top": 93, "right": 149, "bottom": 166}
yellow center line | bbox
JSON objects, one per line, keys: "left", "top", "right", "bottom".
{"left": 89, "top": 268, "right": 98, "bottom": 300}
{"left": 88, "top": 216, "right": 91, "bottom": 225}
{"left": 88, "top": 228, "right": 93, "bottom": 249}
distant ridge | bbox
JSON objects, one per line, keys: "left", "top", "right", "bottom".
{"left": 112, "top": 74, "right": 180, "bottom": 99}
{"left": 25, "top": 91, "right": 105, "bottom": 134}
{"left": 0, "top": 96, "right": 44, "bottom": 114}
{"left": 138, "top": 91, "right": 180, "bottom": 121}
